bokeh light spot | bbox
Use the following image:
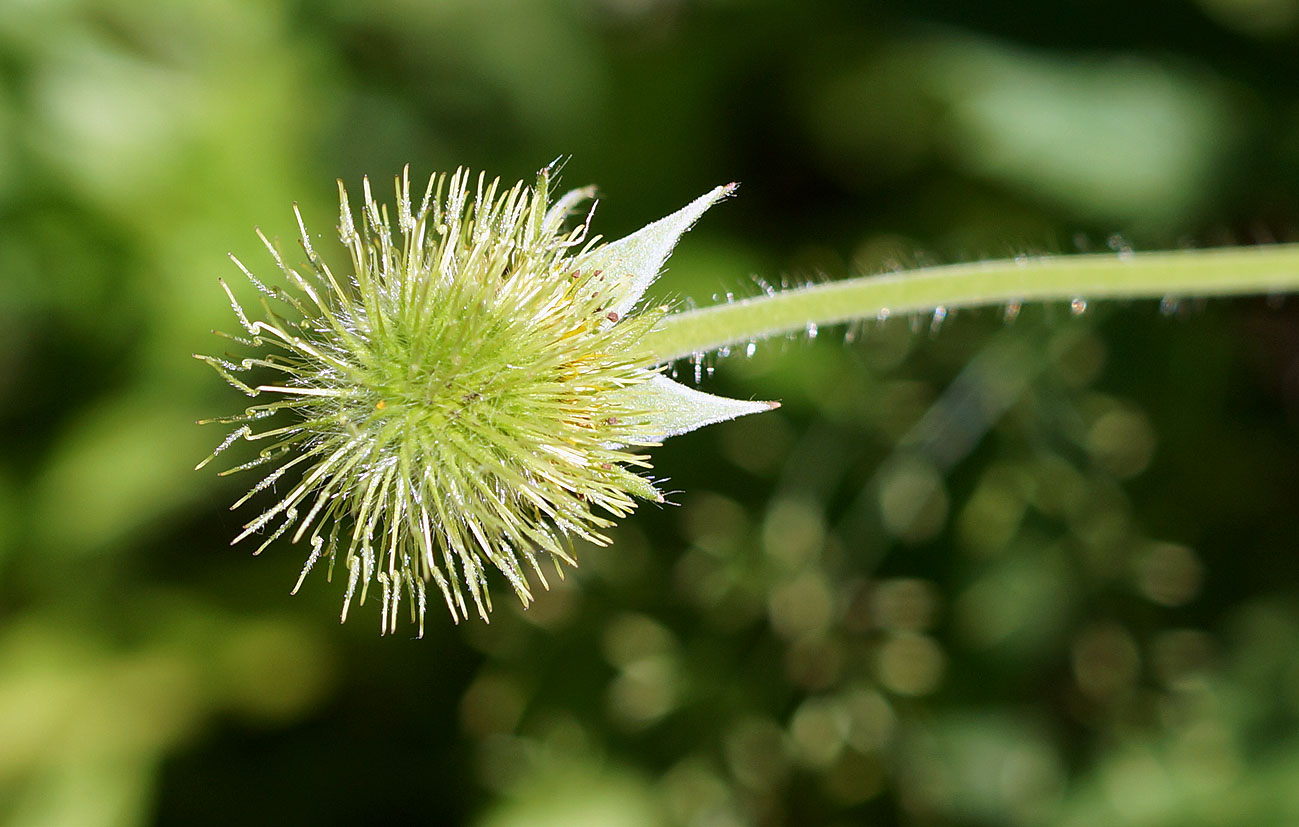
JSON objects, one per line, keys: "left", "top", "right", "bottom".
{"left": 877, "top": 633, "right": 946, "bottom": 697}
{"left": 1135, "top": 542, "right": 1203, "bottom": 607}
{"left": 878, "top": 455, "right": 949, "bottom": 543}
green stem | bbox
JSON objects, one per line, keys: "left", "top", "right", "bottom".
{"left": 646, "top": 244, "right": 1299, "bottom": 363}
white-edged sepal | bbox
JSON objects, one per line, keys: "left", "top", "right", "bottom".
{"left": 612, "top": 373, "right": 777, "bottom": 443}
{"left": 581, "top": 184, "right": 736, "bottom": 320}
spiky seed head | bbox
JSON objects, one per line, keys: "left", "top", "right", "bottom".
{"left": 197, "top": 164, "right": 773, "bottom": 635}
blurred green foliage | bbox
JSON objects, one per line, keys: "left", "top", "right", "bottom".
{"left": 1, "top": 0, "right": 1298, "bottom": 825}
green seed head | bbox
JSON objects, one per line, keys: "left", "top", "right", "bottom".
{"left": 198, "top": 164, "right": 772, "bottom": 635}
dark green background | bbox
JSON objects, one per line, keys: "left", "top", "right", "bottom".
{"left": 1, "top": 1, "right": 1298, "bottom": 825}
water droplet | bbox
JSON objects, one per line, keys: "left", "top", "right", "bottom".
{"left": 718, "top": 346, "right": 731, "bottom": 358}
{"left": 806, "top": 322, "right": 819, "bottom": 340}
{"left": 1159, "top": 295, "right": 1180, "bottom": 317}
{"left": 929, "top": 306, "right": 948, "bottom": 335}
{"left": 1070, "top": 297, "right": 1088, "bottom": 316}
{"left": 1108, "top": 234, "right": 1135, "bottom": 261}
{"left": 725, "top": 291, "right": 735, "bottom": 303}
{"left": 756, "top": 276, "right": 776, "bottom": 297}
{"left": 745, "top": 341, "right": 757, "bottom": 358}
{"left": 877, "top": 308, "right": 891, "bottom": 323}
{"left": 1003, "top": 301, "right": 1022, "bottom": 323}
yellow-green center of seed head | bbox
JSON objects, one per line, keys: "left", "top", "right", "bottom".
{"left": 198, "top": 165, "right": 771, "bottom": 635}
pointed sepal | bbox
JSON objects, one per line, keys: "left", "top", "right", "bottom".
{"left": 582, "top": 184, "right": 736, "bottom": 319}
{"left": 613, "top": 374, "right": 777, "bottom": 443}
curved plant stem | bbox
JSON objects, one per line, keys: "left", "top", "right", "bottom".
{"left": 645, "top": 244, "right": 1299, "bottom": 363}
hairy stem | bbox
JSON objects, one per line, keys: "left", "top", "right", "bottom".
{"left": 646, "top": 244, "right": 1299, "bottom": 363}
